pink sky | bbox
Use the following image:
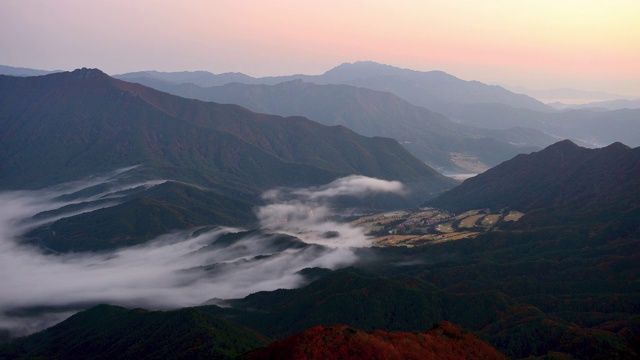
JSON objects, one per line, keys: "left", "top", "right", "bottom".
{"left": 1, "top": 0, "right": 639, "bottom": 97}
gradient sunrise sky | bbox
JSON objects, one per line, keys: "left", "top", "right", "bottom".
{"left": 1, "top": 0, "right": 639, "bottom": 97}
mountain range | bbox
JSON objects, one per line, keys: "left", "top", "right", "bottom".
{"left": 505, "top": 85, "right": 639, "bottom": 104}
{"left": 116, "top": 60, "right": 552, "bottom": 112}
{"left": 0, "top": 304, "right": 505, "bottom": 360}
{"left": 0, "top": 68, "right": 448, "bottom": 191}
{"left": 116, "top": 61, "right": 640, "bottom": 148}
{"left": 121, "top": 76, "right": 556, "bottom": 172}
{"left": 1, "top": 63, "right": 639, "bottom": 359}
{"left": 550, "top": 98, "right": 640, "bottom": 111}
{"left": 0, "top": 69, "right": 456, "bottom": 251}
{"left": 0, "top": 64, "right": 59, "bottom": 77}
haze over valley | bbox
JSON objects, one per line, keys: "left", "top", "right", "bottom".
{"left": 1, "top": 1, "right": 639, "bottom": 359}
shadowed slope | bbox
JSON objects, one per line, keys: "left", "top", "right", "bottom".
{"left": 427, "top": 140, "right": 640, "bottom": 227}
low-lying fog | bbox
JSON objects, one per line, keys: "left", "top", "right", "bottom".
{"left": 0, "top": 169, "right": 405, "bottom": 337}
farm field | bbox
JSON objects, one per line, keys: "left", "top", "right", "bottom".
{"left": 354, "top": 207, "right": 522, "bottom": 247}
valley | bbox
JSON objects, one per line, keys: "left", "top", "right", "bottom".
{"left": 0, "top": 64, "right": 638, "bottom": 359}
{"left": 3, "top": 0, "right": 640, "bottom": 356}
{"left": 351, "top": 207, "right": 524, "bottom": 247}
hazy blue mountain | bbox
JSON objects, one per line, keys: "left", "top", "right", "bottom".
{"left": 312, "top": 61, "right": 555, "bottom": 112}
{"left": 117, "top": 62, "right": 640, "bottom": 148}
{"left": 115, "top": 69, "right": 259, "bottom": 87}
{"left": 550, "top": 98, "right": 640, "bottom": 111}
{"left": 505, "top": 85, "right": 638, "bottom": 103}
{"left": 116, "top": 61, "right": 555, "bottom": 112}
{"left": 0, "top": 64, "right": 60, "bottom": 76}
{"left": 118, "top": 77, "right": 557, "bottom": 172}
{"left": 439, "top": 103, "right": 640, "bottom": 147}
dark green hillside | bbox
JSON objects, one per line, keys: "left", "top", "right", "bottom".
{"left": 218, "top": 270, "right": 445, "bottom": 337}
{"left": 202, "top": 223, "right": 640, "bottom": 359}
{"left": 0, "top": 304, "right": 267, "bottom": 360}
{"left": 6, "top": 222, "right": 638, "bottom": 359}
{"left": 27, "top": 181, "right": 257, "bottom": 252}
{"left": 3, "top": 127, "right": 638, "bottom": 358}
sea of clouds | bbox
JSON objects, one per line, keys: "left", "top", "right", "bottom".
{"left": 0, "top": 170, "right": 405, "bottom": 337}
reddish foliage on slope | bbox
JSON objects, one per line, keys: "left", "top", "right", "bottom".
{"left": 246, "top": 322, "right": 506, "bottom": 360}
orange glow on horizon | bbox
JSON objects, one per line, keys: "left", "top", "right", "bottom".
{"left": 1, "top": 0, "right": 639, "bottom": 95}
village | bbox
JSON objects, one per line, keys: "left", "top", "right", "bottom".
{"left": 351, "top": 208, "right": 524, "bottom": 247}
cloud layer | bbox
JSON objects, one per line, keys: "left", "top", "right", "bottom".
{"left": 0, "top": 173, "right": 404, "bottom": 336}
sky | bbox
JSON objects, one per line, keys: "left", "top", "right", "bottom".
{"left": 1, "top": 0, "right": 639, "bottom": 96}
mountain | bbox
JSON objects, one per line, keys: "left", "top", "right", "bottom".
{"left": 0, "top": 304, "right": 268, "bottom": 359}
{"left": 25, "top": 181, "right": 257, "bottom": 252}
{"left": 116, "top": 61, "right": 555, "bottom": 112}
{"left": 0, "top": 69, "right": 456, "bottom": 251}
{"left": 312, "top": 61, "right": 555, "bottom": 112}
{"left": 0, "top": 68, "right": 453, "bottom": 194}
{"left": 6, "top": 222, "right": 639, "bottom": 360}
{"left": 115, "top": 70, "right": 258, "bottom": 88}
{"left": 119, "top": 77, "right": 556, "bottom": 172}
{"left": 0, "top": 64, "right": 59, "bottom": 77}
{"left": 118, "top": 62, "right": 640, "bottom": 149}
{"left": 0, "top": 304, "right": 506, "bottom": 360}
{"left": 427, "top": 139, "right": 640, "bottom": 227}
{"left": 246, "top": 322, "right": 506, "bottom": 360}
{"left": 505, "top": 85, "right": 639, "bottom": 104}
{"left": 204, "top": 245, "right": 639, "bottom": 360}
{"left": 425, "top": 102, "right": 640, "bottom": 148}
{"left": 551, "top": 98, "right": 640, "bottom": 111}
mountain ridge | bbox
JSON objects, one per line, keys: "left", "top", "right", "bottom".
{"left": 0, "top": 69, "right": 456, "bottom": 251}
{"left": 118, "top": 76, "right": 557, "bottom": 172}
{"left": 114, "top": 60, "right": 553, "bottom": 112}
{"left": 427, "top": 139, "right": 640, "bottom": 228}
{"left": 0, "top": 69, "right": 455, "bottom": 194}
{"left": 113, "top": 62, "right": 640, "bottom": 148}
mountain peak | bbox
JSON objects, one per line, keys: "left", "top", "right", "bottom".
{"left": 323, "top": 61, "right": 405, "bottom": 79}
{"left": 603, "top": 141, "right": 631, "bottom": 151}
{"left": 544, "top": 139, "right": 580, "bottom": 151}
{"left": 69, "top": 67, "right": 107, "bottom": 79}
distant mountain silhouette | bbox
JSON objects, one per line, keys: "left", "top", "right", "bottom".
{"left": 0, "top": 64, "right": 59, "bottom": 77}
{"left": 119, "top": 77, "right": 556, "bottom": 172}
{"left": 505, "top": 85, "right": 637, "bottom": 103}
{"left": 551, "top": 98, "right": 640, "bottom": 111}
{"left": 116, "top": 62, "right": 640, "bottom": 148}
{"left": 116, "top": 69, "right": 257, "bottom": 87}
{"left": 116, "top": 61, "right": 554, "bottom": 112}
{"left": 312, "top": 61, "right": 555, "bottom": 112}
{"left": 443, "top": 104, "right": 640, "bottom": 147}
